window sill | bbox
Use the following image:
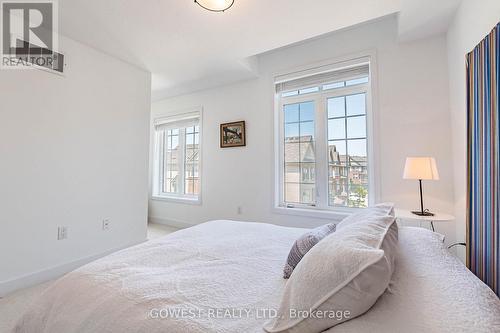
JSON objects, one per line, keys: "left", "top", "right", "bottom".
{"left": 151, "top": 195, "right": 201, "bottom": 205}
{"left": 272, "top": 206, "right": 352, "bottom": 221}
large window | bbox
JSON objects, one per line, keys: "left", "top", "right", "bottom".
{"left": 152, "top": 111, "right": 201, "bottom": 203}
{"left": 276, "top": 62, "right": 372, "bottom": 211}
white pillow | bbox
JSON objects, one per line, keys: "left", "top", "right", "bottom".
{"left": 263, "top": 213, "right": 398, "bottom": 333}
{"left": 337, "top": 202, "right": 395, "bottom": 230}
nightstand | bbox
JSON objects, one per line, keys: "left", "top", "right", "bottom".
{"left": 395, "top": 209, "right": 454, "bottom": 232}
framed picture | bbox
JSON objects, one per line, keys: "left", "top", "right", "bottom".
{"left": 220, "top": 121, "right": 246, "bottom": 148}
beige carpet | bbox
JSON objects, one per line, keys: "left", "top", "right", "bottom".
{"left": 0, "top": 279, "right": 55, "bottom": 332}
{"left": 0, "top": 223, "right": 178, "bottom": 332}
{"left": 147, "top": 223, "right": 180, "bottom": 240}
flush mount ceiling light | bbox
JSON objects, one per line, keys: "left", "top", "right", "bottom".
{"left": 195, "top": 0, "right": 234, "bottom": 12}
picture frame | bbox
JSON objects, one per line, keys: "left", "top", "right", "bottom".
{"left": 220, "top": 121, "right": 246, "bottom": 148}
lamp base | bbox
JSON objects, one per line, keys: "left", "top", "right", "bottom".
{"left": 411, "top": 210, "right": 435, "bottom": 217}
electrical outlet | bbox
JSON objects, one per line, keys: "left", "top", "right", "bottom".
{"left": 102, "top": 218, "right": 111, "bottom": 231}
{"left": 57, "top": 226, "right": 68, "bottom": 240}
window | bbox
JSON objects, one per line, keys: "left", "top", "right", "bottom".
{"left": 152, "top": 110, "right": 201, "bottom": 203}
{"left": 276, "top": 61, "right": 372, "bottom": 212}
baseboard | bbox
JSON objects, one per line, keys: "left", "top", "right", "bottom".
{"left": 148, "top": 216, "right": 196, "bottom": 229}
{"left": 0, "top": 239, "right": 145, "bottom": 297}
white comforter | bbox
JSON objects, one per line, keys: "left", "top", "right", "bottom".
{"left": 14, "top": 220, "right": 500, "bottom": 333}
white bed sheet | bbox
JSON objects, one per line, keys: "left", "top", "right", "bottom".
{"left": 13, "top": 221, "right": 500, "bottom": 333}
{"left": 325, "top": 226, "right": 500, "bottom": 333}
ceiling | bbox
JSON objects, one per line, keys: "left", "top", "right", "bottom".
{"left": 57, "top": 0, "right": 461, "bottom": 100}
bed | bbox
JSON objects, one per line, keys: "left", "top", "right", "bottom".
{"left": 14, "top": 220, "right": 500, "bottom": 333}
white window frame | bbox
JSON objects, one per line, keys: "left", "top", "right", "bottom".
{"left": 273, "top": 55, "right": 379, "bottom": 220}
{"left": 151, "top": 108, "right": 203, "bottom": 205}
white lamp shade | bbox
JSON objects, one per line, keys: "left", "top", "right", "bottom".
{"left": 403, "top": 157, "right": 440, "bottom": 180}
{"left": 195, "top": 0, "right": 234, "bottom": 11}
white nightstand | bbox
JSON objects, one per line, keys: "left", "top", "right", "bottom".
{"left": 395, "top": 209, "right": 454, "bottom": 232}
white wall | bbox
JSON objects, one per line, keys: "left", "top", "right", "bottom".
{"left": 150, "top": 16, "right": 455, "bottom": 243}
{"left": 0, "top": 35, "right": 151, "bottom": 295}
{"left": 446, "top": 0, "right": 500, "bottom": 262}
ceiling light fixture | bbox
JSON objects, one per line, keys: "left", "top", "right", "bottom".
{"left": 195, "top": 0, "right": 234, "bottom": 12}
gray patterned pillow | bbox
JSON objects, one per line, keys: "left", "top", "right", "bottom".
{"left": 283, "top": 223, "right": 336, "bottom": 279}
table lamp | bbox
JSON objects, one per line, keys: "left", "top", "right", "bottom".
{"left": 403, "top": 157, "right": 439, "bottom": 216}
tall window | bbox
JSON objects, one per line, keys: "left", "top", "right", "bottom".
{"left": 276, "top": 62, "right": 371, "bottom": 211}
{"left": 152, "top": 111, "right": 201, "bottom": 202}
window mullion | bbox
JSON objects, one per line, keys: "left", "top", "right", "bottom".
{"left": 344, "top": 96, "right": 350, "bottom": 207}
{"left": 156, "top": 130, "right": 165, "bottom": 195}
{"left": 315, "top": 95, "right": 328, "bottom": 209}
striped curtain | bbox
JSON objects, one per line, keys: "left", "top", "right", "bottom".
{"left": 466, "top": 22, "right": 499, "bottom": 297}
